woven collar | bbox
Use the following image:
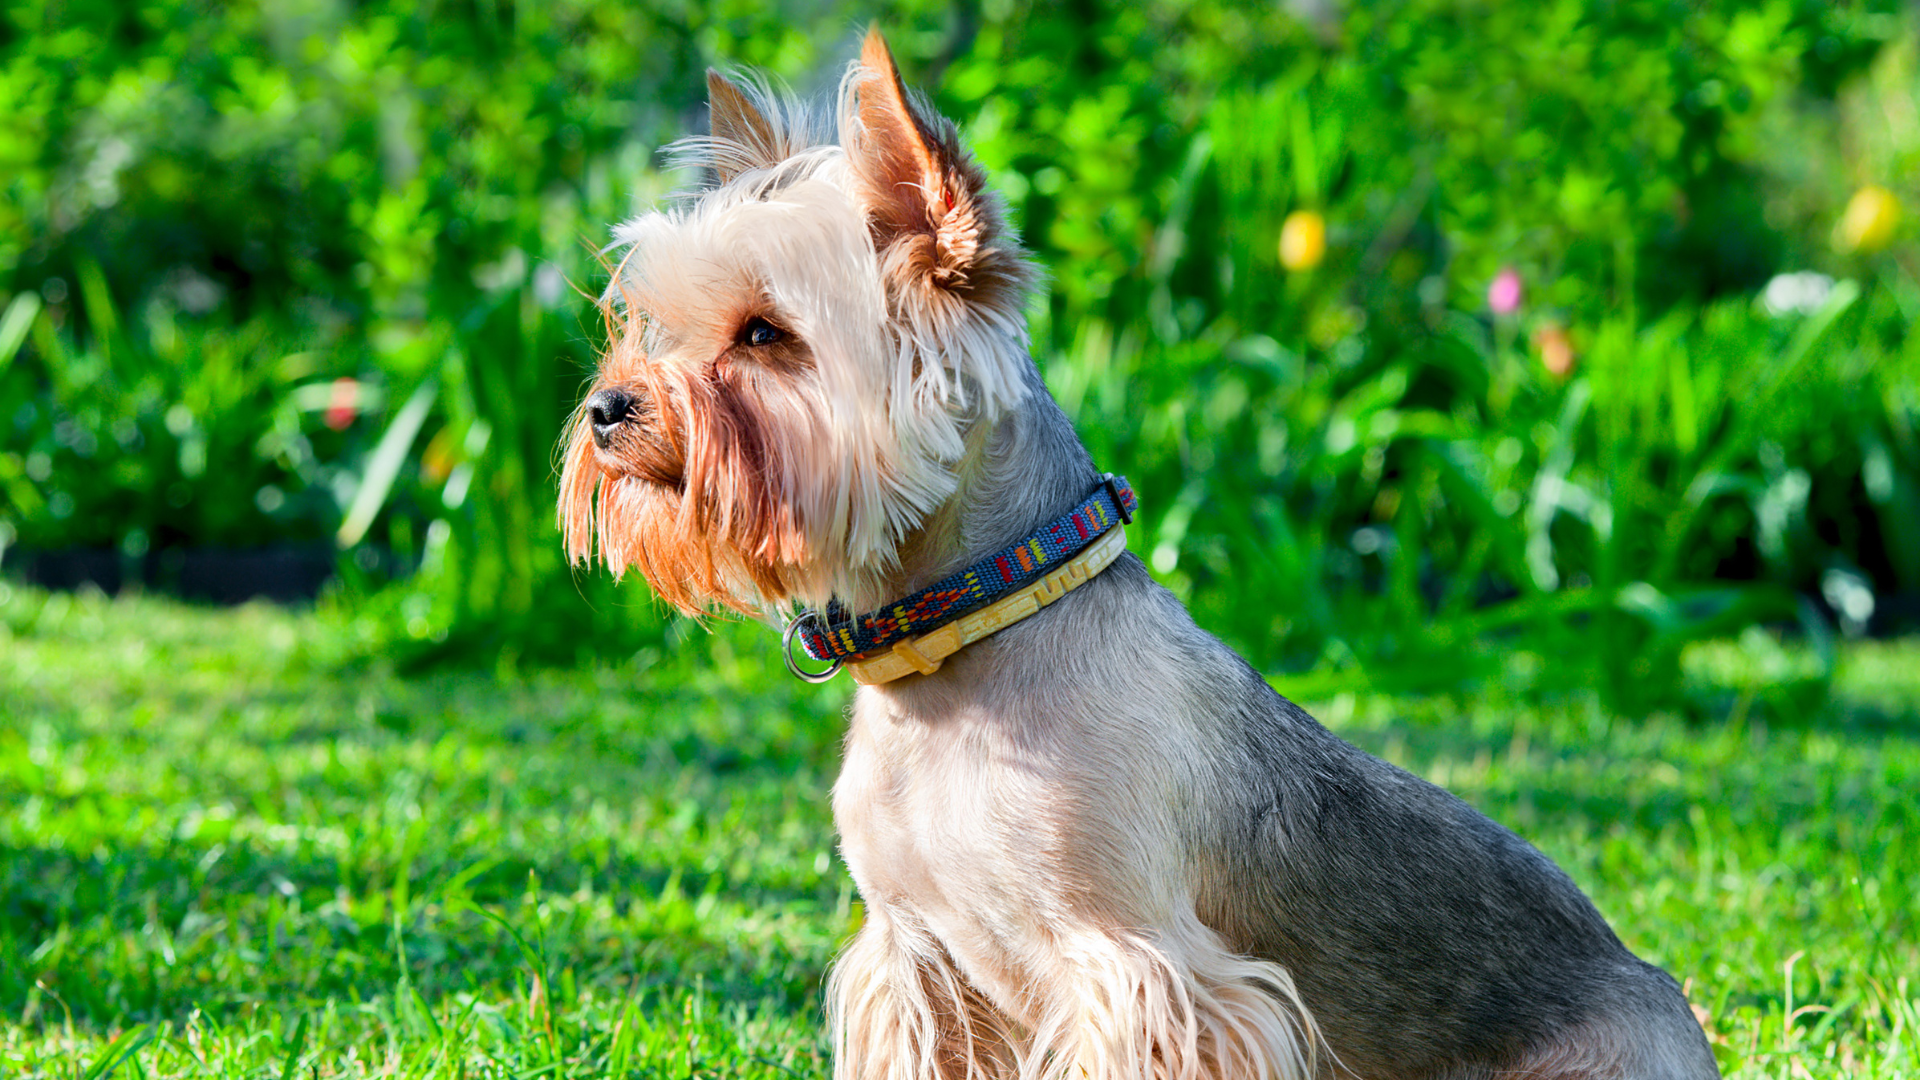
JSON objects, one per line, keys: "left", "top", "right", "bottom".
{"left": 790, "top": 474, "right": 1137, "bottom": 674}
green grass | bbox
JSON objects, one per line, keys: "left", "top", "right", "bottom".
{"left": 1, "top": 584, "right": 1915, "bottom": 1078}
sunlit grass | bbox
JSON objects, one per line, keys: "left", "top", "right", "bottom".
{"left": 1, "top": 585, "right": 1914, "bottom": 1077}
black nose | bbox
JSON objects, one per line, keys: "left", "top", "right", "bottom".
{"left": 585, "top": 388, "right": 634, "bottom": 449}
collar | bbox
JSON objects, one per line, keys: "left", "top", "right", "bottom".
{"left": 784, "top": 474, "right": 1138, "bottom": 685}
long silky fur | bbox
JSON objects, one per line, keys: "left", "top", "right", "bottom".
{"left": 830, "top": 910, "right": 1318, "bottom": 1080}
{"left": 560, "top": 31, "right": 1723, "bottom": 1080}
{"left": 831, "top": 910, "right": 1024, "bottom": 1080}
{"left": 558, "top": 47, "right": 1046, "bottom": 613}
{"left": 1024, "top": 924, "right": 1316, "bottom": 1080}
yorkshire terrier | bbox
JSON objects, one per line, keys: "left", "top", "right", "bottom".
{"left": 559, "top": 30, "right": 1719, "bottom": 1080}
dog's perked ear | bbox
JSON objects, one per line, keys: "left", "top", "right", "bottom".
{"left": 705, "top": 71, "right": 779, "bottom": 182}
{"left": 845, "top": 28, "right": 1034, "bottom": 396}
{"left": 695, "top": 70, "right": 821, "bottom": 183}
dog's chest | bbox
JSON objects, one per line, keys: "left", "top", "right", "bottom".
{"left": 833, "top": 693, "right": 1074, "bottom": 917}
{"left": 831, "top": 684, "right": 1199, "bottom": 1011}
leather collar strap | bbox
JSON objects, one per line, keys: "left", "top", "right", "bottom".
{"left": 791, "top": 474, "right": 1138, "bottom": 684}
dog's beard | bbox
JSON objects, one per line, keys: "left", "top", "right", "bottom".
{"left": 558, "top": 330, "right": 815, "bottom": 615}
{"left": 556, "top": 261, "right": 988, "bottom": 618}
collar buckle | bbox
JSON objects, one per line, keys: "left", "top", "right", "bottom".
{"left": 1101, "top": 473, "right": 1134, "bottom": 525}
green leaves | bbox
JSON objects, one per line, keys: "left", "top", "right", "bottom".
{"left": 3, "top": 0, "right": 1917, "bottom": 686}
{"left": 337, "top": 378, "right": 437, "bottom": 548}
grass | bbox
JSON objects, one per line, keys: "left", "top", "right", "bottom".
{"left": 0, "top": 583, "right": 1915, "bottom": 1078}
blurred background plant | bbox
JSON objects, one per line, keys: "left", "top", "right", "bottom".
{"left": 2, "top": 0, "right": 1917, "bottom": 698}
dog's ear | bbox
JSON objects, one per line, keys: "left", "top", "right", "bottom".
{"left": 846, "top": 28, "right": 1028, "bottom": 314}
{"left": 706, "top": 70, "right": 783, "bottom": 182}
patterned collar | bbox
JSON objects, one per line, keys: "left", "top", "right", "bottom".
{"left": 784, "top": 474, "right": 1138, "bottom": 684}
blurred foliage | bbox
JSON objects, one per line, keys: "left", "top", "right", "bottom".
{"left": 2, "top": 0, "right": 1919, "bottom": 693}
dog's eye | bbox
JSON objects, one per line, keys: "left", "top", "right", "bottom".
{"left": 740, "top": 317, "right": 783, "bottom": 348}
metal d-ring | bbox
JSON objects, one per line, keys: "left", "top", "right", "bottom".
{"left": 782, "top": 609, "right": 844, "bottom": 684}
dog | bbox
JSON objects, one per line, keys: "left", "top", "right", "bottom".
{"left": 558, "top": 30, "right": 1721, "bottom": 1080}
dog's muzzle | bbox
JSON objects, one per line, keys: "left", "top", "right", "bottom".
{"left": 585, "top": 385, "right": 685, "bottom": 489}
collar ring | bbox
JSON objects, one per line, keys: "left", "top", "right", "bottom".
{"left": 782, "top": 609, "right": 844, "bottom": 683}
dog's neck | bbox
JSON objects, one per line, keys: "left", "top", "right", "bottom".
{"left": 854, "top": 365, "right": 1101, "bottom": 614}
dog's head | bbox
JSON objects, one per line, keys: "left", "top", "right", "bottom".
{"left": 559, "top": 30, "right": 1035, "bottom": 614}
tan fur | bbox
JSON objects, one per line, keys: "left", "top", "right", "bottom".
{"left": 707, "top": 71, "right": 793, "bottom": 183}
{"left": 846, "top": 31, "right": 1035, "bottom": 364}
{"left": 560, "top": 281, "right": 813, "bottom": 611}
{"left": 830, "top": 634, "right": 1321, "bottom": 1080}
{"left": 832, "top": 908, "right": 1317, "bottom": 1080}
{"left": 558, "top": 32, "right": 1716, "bottom": 1080}
{"left": 831, "top": 908, "right": 1024, "bottom": 1080}
{"left": 557, "top": 35, "right": 1039, "bottom": 614}
{"left": 560, "top": 37, "right": 1321, "bottom": 1079}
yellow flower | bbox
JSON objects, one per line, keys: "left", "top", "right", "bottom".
{"left": 421, "top": 426, "right": 459, "bottom": 484}
{"left": 1533, "top": 323, "right": 1575, "bottom": 379}
{"left": 1279, "top": 210, "right": 1326, "bottom": 271}
{"left": 1836, "top": 185, "right": 1901, "bottom": 253}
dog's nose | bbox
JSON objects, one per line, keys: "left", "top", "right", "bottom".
{"left": 586, "top": 388, "right": 635, "bottom": 449}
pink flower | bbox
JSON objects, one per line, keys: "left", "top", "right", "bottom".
{"left": 1488, "top": 267, "right": 1523, "bottom": 315}
{"left": 324, "top": 377, "right": 360, "bottom": 431}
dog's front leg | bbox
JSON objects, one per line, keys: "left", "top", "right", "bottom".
{"left": 1020, "top": 919, "right": 1319, "bottom": 1080}
{"left": 827, "top": 895, "right": 1320, "bottom": 1080}
{"left": 829, "top": 904, "right": 1022, "bottom": 1080}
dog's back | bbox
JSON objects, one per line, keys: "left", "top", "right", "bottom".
{"left": 1190, "top": 630, "right": 1717, "bottom": 1077}
{"left": 977, "top": 546, "right": 1721, "bottom": 1079}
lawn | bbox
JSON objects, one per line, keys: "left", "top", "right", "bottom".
{"left": 1, "top": 584, "right": 1915, "bottom": 1078}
